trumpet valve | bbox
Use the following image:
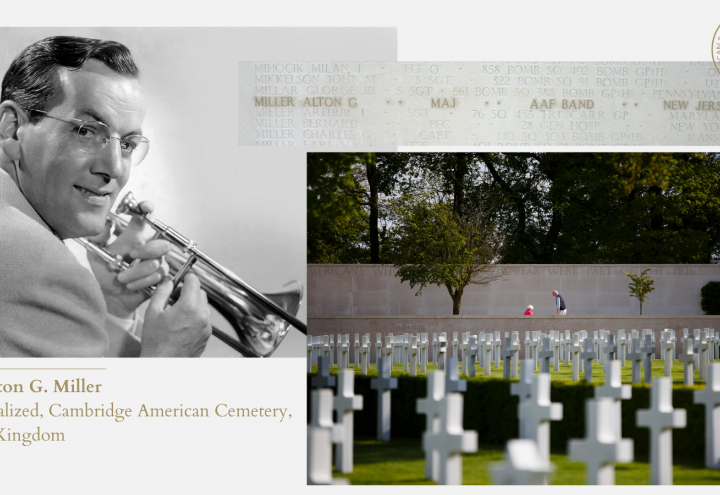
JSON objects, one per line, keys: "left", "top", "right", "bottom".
{"left": 116, "top": 192, "right": 143, "bottom": 216}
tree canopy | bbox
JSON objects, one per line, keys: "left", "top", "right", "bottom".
{"left": 307, "top": 152, "right": 720, "bottom": 265}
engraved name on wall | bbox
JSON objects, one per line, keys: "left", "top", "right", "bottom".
{"left": 241, "top": 62, "right": 720, "bottom": 146}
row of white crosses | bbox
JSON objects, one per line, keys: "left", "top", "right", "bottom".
{"left": 496, "top": 361, "right": 720, "bottom": 485}
{"left": 310, "top": 327, "right": 717, "bottom": 376}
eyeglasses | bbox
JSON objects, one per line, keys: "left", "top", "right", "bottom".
{"left": 28, "top": 109, "right": 150, "bottom": 167}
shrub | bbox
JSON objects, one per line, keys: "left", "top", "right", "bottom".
{"left": 308, "top": 374, "right": 706, "bottom": 464}
{"left": 701, "top": 281, "right": 720, "bottom": 315}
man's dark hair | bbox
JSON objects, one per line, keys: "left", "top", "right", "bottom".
{"left": 1, "top": 36, "right": 139, "bottom": 123}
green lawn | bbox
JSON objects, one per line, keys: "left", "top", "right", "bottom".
{"left": 336, "top": 437, "right": 720, "bottom": 485}
{"left": 313, "top": 356, "right": 710, "bottom": 388}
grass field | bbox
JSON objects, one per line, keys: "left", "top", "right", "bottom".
{"left": 335, "top": 437, "right": 720, "bottom": 485}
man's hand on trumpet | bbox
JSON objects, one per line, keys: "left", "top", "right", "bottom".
{"left": 141, "top": 273, "right": 212, "bottom": 357}
{"left": 87, "top": 200, "right": 171, "bottom": 318}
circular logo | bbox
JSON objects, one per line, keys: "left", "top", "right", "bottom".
{"left": 713, "top": 24, "right": 720, "bottom": 75}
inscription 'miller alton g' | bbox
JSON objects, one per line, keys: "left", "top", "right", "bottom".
{"left": 241, "top": 62, "right": 720, "bottom": 146}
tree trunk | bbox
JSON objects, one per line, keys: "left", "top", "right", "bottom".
{"left": 640, "top": 302, "right": 643, "bottom": 316}
{"left": 366, "top": 154, "right": 379, "bottom": 263}
{"left": 452, "top": 296, "right": 461, "bottom": 315}
{"left": 453, "top": 154, "right": 469, "bottom": 217}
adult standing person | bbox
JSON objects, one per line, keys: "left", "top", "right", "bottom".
{"left": 552, "top": 290, "right": 567, "bottom": 315}
{"left": 0, "top": 36, "right": 211, "bottom": 357}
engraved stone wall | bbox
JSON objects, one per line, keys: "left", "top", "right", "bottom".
{"left": 307, "top": 264, "right": 720, "bottom": 317}
{"left": 241, "top": 62, "right": 720, "bottom": 146}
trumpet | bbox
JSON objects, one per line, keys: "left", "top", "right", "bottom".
{"left": 75, "top": 192, "right": 307, "bottom": 357}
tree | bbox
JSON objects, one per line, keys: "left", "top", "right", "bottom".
{"left": 389, "top": 195, "right": 503, "bottom": 315}
{"left": 307, "top": 153, "right": 409, "bottom": 263}
{"left": 476, "top": 152, "right": 720, "bottom": 264}
{"left": 625, "top": 268, "right": 655, "bottom": 315}
{"left": 307, "top": 153, "right": 369, "bottom": 263}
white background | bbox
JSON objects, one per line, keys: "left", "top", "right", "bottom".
{"left": 3, "top": 0, "right": 720, "bottom": 492}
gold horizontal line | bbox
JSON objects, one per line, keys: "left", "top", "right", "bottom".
{"left": 0, "top": 368, "right": 106, "bottom": 370}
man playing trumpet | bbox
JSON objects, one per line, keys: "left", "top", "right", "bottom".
{"left": 0, "top": 36, "right": 211, "bottom": 357}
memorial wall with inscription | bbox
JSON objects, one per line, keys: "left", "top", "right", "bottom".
{"left": 308, "top": 264, "right": 720, "bottom": 317}
{"left": 241, "top": 62, "right": 720, "bottom": 146}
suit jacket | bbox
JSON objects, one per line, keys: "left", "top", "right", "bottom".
{"left": 0, "top": 169, "right": 109, "bottom": 357}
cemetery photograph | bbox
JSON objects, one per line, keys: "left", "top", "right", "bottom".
{"left": 306, "top": 152, "right": 720, "bottom": 485}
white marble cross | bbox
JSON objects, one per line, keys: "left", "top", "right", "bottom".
{"left": 420, "top": 333, "right": 429, "bottom": 373}
{"left": 382, "top": 335, "right": 393, "bottom": 364}
{"left": 482, "top": 334, "right": 494, "bottom": 376}
{"left": 518, "top": 373, "right": 563, "bottom": 464}
{"left": 339, "top": 335, "right": 350, "bottom": 369}
{"left": 490, "top": 439, "right": 554, "bottom": 485}
{"left": 360, "top": 335, "right": 370, "bottom": 375}
{"left": 452, "top": 332, "right": 459, "bottom": 360}
{"left": 580, "top": 338, "right": 596, "bottom": 382}
{"left": 626, "top": 338, "right": 644, "bottom": 384}
{"left": 307, "top": 335, "right": 314, "bottom": 372}
{"left": 438, "top": 342, "right": 447, "bottom": 372}
{"left": 371, "top": 357, "right": 398, "bottom": 442}
{"left": 570, "top": 334, "right": 583, "bottom": 382}
{"left": 329, "top": 335, "right": 335, "bottom": 367}
{"left": 445, "top": 358, "right": 467, "bottom": 394}
{"left": 422, "top": 392, "right": 478, "bottom": 485}
{"left": 679, "top": 337, "right": 696, "bottom": 386}
{"left": 417, "top": 371, "right": 445, "bottom": 481}
{"left": 352, "top": 333, "right": 360, "bottom": 368}
{"left": 601, "top": 334, "right": 617, "bottom": 365}
{"left": 311, "top": 356, "right": 336, "bottom": 389}
{"left": 308, "top": 389, "right": 346, "bottom": 485}
{"left": 643, "top": 329, "right": 656, "bottom": 361}
{"left": 432, "top": 332, "right": 439, "bottom": 366}
{"left": 640, "top": 334, "right": 655, "bottom": 383}
{"left": 592, "top": 331, "right": 601, "bottom": 362}
{"left": 630, "top": 329, "right": 639, "bottom": 354}
{"left": 403, "top": 333, "right": 410, "bottom": 372}
{"left": 375, "top": 333, "right": 383, "bottom": 366}
{"left": 661, "top": 330, "right": 674, "bottom": 377}
{"left": 598, "top": 329, "right": 606, "bottom": 365}
{"left": 538, "top": 337, "right": 554, "bottom": 374}
{"left": 525, "top": 331, "right": 531, "bottom": 362}
{"left": 530, "top": 332, "right": 540, "bottom": 370}
{"left": 467, "top": 336, "right": 479, "bottom": 378}
{"left": 494, "top": 331, "right": 502, "bottom": 368}
{"left": 334, "top": 369, "right": 363, "bottom": 473}
{"left": 552, "top": 334, "right": 561, "bottom": 371}
{"left": 699, "top": 331, "right": 711, "bottom": 380}
{"left": 618, "top": 329, "right": 627, "bottom": 366}
{"left": 323, "top": 335, "right": 330, "bottom": 362}
{"left": 595, "top": 360, "right": 632, "bottom": 442}
{"left": 694, "top": 363, "right": 720, "bottom": 469}
{"left": 564, "top": 330, "right": 572, "bottom": 365}
{"left": 501, "top": 336, "right": 514, "bottom": 380}
{"left": 636, "top": 377, "right": 686, "bottom": 484}
{"left": 511, "top": 360, "right": 534, "bottom": 439}
{"left": 568, "top": 397, "right": 633, "bottom": 484}
{"left": 478, "top": 332, "right": 485, "bottom": 367}
{"left": 459, "top": 333, "right": 470, "bottom": 376}
{"left": 510, "top": 332, "right": 521, "bottom": 378}
{"left": 409, "top": 336, "right": 419, "bottom": 377}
